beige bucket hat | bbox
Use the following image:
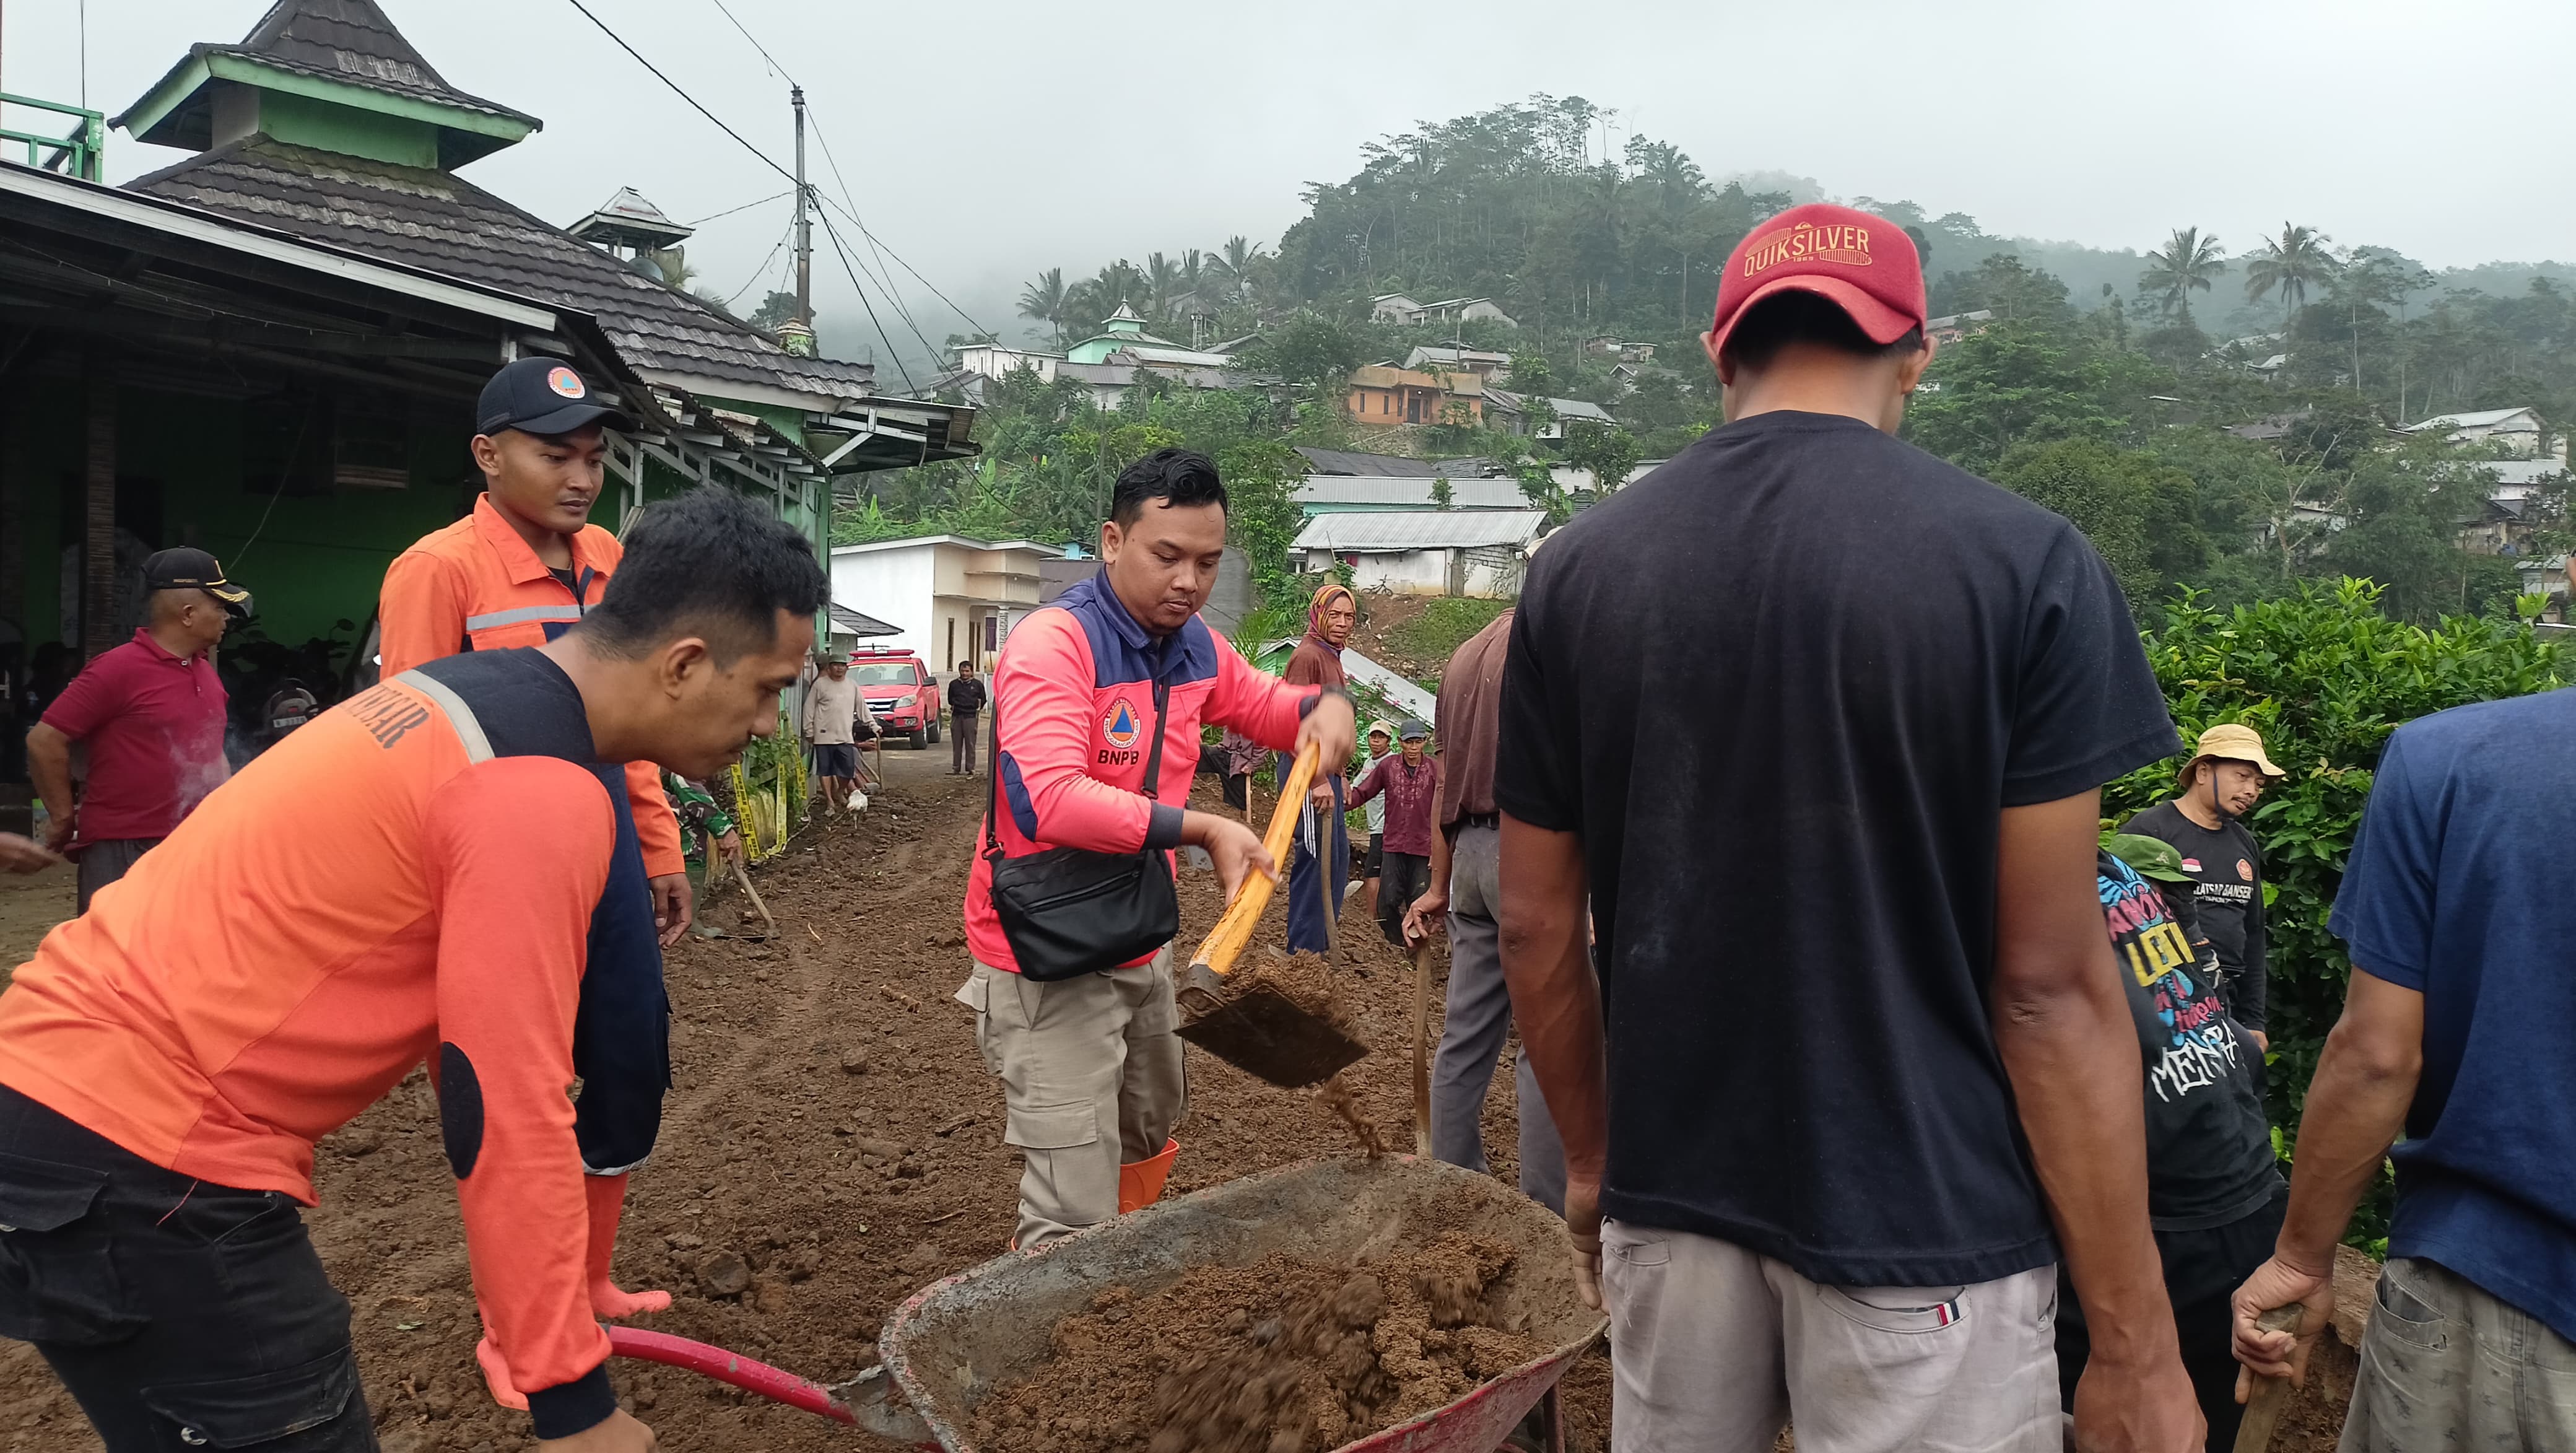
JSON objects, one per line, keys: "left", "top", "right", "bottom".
{"left": 2178, "top": 723, "right": 2286, "bottom": 783}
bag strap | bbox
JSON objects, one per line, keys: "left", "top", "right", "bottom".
{"left": 983, "top": 652, "right": 1173, "bottom": 863}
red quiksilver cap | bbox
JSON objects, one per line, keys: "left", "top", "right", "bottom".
{"left": 1710, "top": 203, "right": 1926, "bottom": 363}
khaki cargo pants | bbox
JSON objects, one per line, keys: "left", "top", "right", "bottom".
{"left": 2339, "top": 1257, "right": 2576, "bottom": 1452}
{"left": 955, "top": 950, "right": 1185, "bottom": 1249}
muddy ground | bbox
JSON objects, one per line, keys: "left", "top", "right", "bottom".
{"left": 0, "top": 746, "right": 2356, "bottom": 1451}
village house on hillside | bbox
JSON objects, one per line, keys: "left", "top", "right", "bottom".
{"left": 1370, "top": 293, "right": 1519, "bottom": 329}
{"left": 1482, "top": 387, "right": 1616, "bottom": 440}
{"left": 1401, "top": 344, "right": 1512, "bottom": 383}
{"left": 934, "top": 306, "right": 1274, "bottom": 411}
{"left": 2403, "top": 407, "right": 2564, "bottom": 462}
{"left": 1294, "top": 509, "right": 1544, "bottom": 598}
{"left": 1346, "top": 365, "right": 1484, "bottom": 427}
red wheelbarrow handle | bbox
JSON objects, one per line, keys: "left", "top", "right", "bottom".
{"left": 606, "top": 1325, "right": 855, "bottom": 1425}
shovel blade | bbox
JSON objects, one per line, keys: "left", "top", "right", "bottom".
{"left": 1177, "top": 984, "right": 1369, "bottom": 1088}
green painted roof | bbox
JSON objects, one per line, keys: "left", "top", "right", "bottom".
{"left": 116, "top": 0, "right": 537, "bottom": 167}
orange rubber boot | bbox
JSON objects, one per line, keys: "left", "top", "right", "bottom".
{"left": 1117, "top": 1138, "right": 1180, "bottom": 1214}
{"left": 586, "top": 1172, "right": 671, "bottom": 1318}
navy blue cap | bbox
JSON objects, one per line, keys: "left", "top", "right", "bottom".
{"left": 475, "top": 357, "right": 635, "bottom": 438}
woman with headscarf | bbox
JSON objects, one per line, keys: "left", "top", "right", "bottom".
{"left": 1281, "top": 583, "right": 1358, "bottom": 951}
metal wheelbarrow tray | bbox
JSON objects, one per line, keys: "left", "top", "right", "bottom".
{"left": 881, "top": 1154, "right": 1608, "bottom": 1452}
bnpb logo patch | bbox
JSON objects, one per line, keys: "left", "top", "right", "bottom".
{"left": 1102, "top": 699, "right": 1141, "bottom": 750}
{"left": 546, "top": 366, "right": 586, "bottom": 399}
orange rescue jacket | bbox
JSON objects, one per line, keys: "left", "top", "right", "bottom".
{"left": 378, "top": 495, "right": 684, "bottom": 877}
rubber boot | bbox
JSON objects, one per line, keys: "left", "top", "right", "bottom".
{"left": 585, "top": 1172, "right": 671, "bottom": 1318}
{"left": 1117, "top": 1138, "right": 1180, "bottom": 1214}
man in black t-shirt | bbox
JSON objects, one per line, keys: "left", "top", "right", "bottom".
{"left": 2126, "top": 724, "right": 2284, "bottom": 1049}
{"left": 1498, "top": 204, "right": 2200, "bottom": 1453}
{"left": 2073, "top": 837, "right": 2286, "bottom": 1452}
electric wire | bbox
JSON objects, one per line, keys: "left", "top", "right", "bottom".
{"left": 815, "top": 207, "right": 919, "bottom": 394}
{"left": 687, "top": 190, "right": 792, "bottom": 227}
{"left": 567, "top": 0, "right": 955, "bottom": 382}
{"left": 721, "top": 220, "right": 796, "bottom": 308}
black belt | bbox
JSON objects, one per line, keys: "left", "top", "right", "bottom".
{"left": 1453, "top": 812, "right": 1501, "bottom": 832}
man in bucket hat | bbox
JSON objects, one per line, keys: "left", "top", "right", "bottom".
{"left": 2126, "top": 723, "right": 2287, "bottom": 1050}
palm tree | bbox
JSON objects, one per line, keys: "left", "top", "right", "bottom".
{"left": 2139, "top": 227, "right": 2228, "bottom": 325}
{"left": 1143, "top": 252, "right": 1182, "bottom": 321}
{"left": 2242, "top": 222, "right": 2338, "bottom": 338}
{"left": 1017, "top": 266, "right": 1069, "bottom": 348}
{"left": 1211, "top": 236, "right": 1269, "bottom": 302}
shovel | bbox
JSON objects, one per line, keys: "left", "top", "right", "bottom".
{"left": 730, "top": 858, "right": 778, "bottom": 941}
{"left": 1175, "top": 741, "right": 1372, "bottom": 1088}
{"left": 2230, "top": 1304, "right": 2305, "bottom": 1453}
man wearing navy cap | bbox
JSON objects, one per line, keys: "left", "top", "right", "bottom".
{"left": 25, "top": 548, "right": 249, "bottom": 912}
{"left": 377, "top": 357, "right": 684, "bottom": 1413}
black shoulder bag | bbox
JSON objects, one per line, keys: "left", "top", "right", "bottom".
{"left": 983, "top": 679, "right": 1180, "bottom": 981}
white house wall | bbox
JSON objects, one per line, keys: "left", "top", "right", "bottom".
{"left": 829, "top": 545, "right": 938, "bottom": 657}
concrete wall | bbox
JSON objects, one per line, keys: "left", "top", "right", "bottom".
{"left": 830, "top": 544, "right": 938, "bottom": 657}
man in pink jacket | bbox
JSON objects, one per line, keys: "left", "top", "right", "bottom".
{"left": 957, "top": 449, "right": 1357, "bottom": 1248}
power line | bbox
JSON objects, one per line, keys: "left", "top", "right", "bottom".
{"left": 558, "top": 0, "right": 798, "bottom": 190}
{"left": 722, "top": 220, "right": 796, "bottom": 308}
{"left": 807, "top": 116, "right": 995, "bottom": 339}
{"left": 705, "top": 0, "right": 797, "bottom": 82}
{"left": 687, "top": 190, "right": 792, "bottom": 227}
{"left": 814, "top": 207, "right": 920, "bottom": 395}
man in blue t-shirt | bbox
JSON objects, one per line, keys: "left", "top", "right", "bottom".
{"left": 2231, "top": 690, "right": 2576, "bottom": 1449}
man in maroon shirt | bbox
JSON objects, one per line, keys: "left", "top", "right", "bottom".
{"left": 25, "top": 549, "right": 245, "bottom": 912}
{"left": 1351, "top": 720, "right": 1440, "bottom": 946}
{"left": 1403, "top": 608, "right": 1564, "bottom": 1211}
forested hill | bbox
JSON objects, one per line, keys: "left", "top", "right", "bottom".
{"left": 869, "top": 92, "right": 2576, "bottom": 635}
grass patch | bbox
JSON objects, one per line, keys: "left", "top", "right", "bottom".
{"left": 1385, "top": 598, "right": 1512, "bottom": 674}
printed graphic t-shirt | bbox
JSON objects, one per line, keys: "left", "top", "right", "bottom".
{"left": 1497, "top": 411, "right": 2180, "bottom": 1288}
{"left": 2097, "top": 852, "right": 2279, "bottom": 1231}
{"left": 2126, "top": 800, "right": 2269, "bottom": 1030}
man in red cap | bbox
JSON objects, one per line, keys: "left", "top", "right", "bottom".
{"left": 1499, "top": 205, "right": 2201, "bottom": 1451}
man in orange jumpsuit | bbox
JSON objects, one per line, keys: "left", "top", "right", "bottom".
{"left": 377, "top": 359, "right": 689, "bottom": 1395}
{"left": 0, "top": 487, "right": 825, "bottom": 1451}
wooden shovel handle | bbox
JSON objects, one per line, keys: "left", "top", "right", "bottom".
{"left": 1187, "top": 741, "right": 1321, "bottom": 976}
{"left": 2230, "top": 1304, "right": 2305, "bottom": 1453}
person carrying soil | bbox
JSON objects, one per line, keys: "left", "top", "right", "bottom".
{"left": 2232, "top": 689, "right": 2576, "bottom": 1450}
{"left": 1403, "top": 604, "right": 1564, "bottom": 1216}
{"left": 2125, "top": 724, "right": 2284, "bottom": 1052}
{"left": 375, "top": 359, "right": 696, "bottom": 1399}
{"left": 1497, "top": 206, "right": 2202, "bottom": 1452}
{"left": 2070, "top": 837, "right": 2285, "bottom": 1453}
{"left": 1281, "top": 583, "right": 1357, "bottom": 952}
{"left": 0, "top": 487, "right": 824, "bottom": 1452}
{"left": 803, "top": 652, "right": 874, "bottom": 813}
{"left": 956, "top": 448, "right": 1356, "bottom": 1250}
{"left": 1349, "top": 720, "right": 1438, "bottom": 948}
{"left": 25, "top": 549, "right": 250, "bottom": 912}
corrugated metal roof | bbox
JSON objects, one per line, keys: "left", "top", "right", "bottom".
{"left": 1294, "top": 447, "right": 1497, "bottom": 477}
{"left": 2405, "top": 408, "right": 2539, "bottom": 432}
{"left": 1296, "top": 476, "right": 1529, "bottom": 510}
{"left": 125, "top": 139, "right": 880, "bottom": 402}
{"left": 1294, "top": 510, "right": 1545, "bottom": 551}
{"left": 829, "top": 602, "right": 901, "bottom": 637}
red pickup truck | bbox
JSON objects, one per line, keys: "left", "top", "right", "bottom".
{"left": 848, "top": 647, "right": 942, "bottom": 749}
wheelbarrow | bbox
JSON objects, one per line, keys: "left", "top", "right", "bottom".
{"left": 612, "top": 1155, "right": 1607, "bottom": 1451}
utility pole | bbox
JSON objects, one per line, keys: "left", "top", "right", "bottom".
{"left": 792, "top": 85, "right": 811, "bottom": 328}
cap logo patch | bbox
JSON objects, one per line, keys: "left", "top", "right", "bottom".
{"left": 546, "top": 366, "right": 586, "bottom": 399}
{"left": 2238, "top": 858, "right": 2254, "bottom": 882}
{"left": 1102, "top": 699, "right": 1141, "bottom": 750}
{"left": 1741, "top": 221, "right": 1872, "bottom": 277}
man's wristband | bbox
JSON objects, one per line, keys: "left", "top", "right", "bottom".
{"left": 528, "top": 1363, "right": 617, "bottom": 1438}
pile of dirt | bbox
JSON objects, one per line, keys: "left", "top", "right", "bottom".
{"left": 970, "top": 1232, "right": 1544, "bottom": 1453}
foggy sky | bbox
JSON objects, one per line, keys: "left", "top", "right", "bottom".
{"left": 4, "top": 0, "right": 2567, "bottom": 373}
